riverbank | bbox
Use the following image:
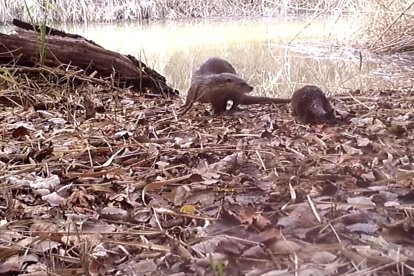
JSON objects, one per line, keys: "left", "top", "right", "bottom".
{"left": 1, "top": 65, "right": 413, "bottom": 275}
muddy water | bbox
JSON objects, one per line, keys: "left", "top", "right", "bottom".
{"left": 3, "top": 17, "right": 413, "bottom": 97}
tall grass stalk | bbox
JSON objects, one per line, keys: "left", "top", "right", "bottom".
{"left": 23, "top": 0, "right": 55, "bottom": 65}
{"left": 39, "top": 22, "right": 47, "bottom": 65}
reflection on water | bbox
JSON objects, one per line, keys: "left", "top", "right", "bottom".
{"left": 2, "top": 17, "right": 413, "bottom": 97}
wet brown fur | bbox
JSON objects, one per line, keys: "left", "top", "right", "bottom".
{"left": 291, "top": 85, "right": 335, "bottom": 124}
{"left": 180, "top": 57, "right": 291, "bottom": 115}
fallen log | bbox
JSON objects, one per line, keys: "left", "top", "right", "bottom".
{"left": 0, "top": 19, "right": 179, "bottom": 97}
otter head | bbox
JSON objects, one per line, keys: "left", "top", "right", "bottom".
{"left": 309, "top": 102, "right": 335, "bottom": 124}
{"left": 322, "top": 107, "right": 336, "bottom": 123}
{"left": 214, "top": 72, "right": 253, "bottom": 93}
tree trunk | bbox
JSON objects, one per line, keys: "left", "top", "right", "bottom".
{"left": 0, "top": 19, "right": 178, "bottom": 97}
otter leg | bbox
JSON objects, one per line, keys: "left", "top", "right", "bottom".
{"left": 210, "top": 93, "right": 228, "bottom": 114}
{"left": 228, "top": 98, "right": 241, "bottom": 112}
{"left": 180, "top": 84, "right": 200, "bottom": 115}
{"left": 303, "top": 108, "right": 316, "bottom": 124}
{"left": 223, "top": 99, "right": 242, "bottom": 115}
{"left": 225, "top": 106, "right": 242, "bottom": 113}
{"left": 224, "top": 106, "right": 241, "bottom": 115}
{"left": 294, "top": 107, "right": 311, "bottom": 124}
{"left": 323, "top": 101, "right": 335, "bottom": 120}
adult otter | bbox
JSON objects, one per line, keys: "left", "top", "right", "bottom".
{"left": 291, "top": 85, "right": 335, "bottom": 124}
{"left": 180, "top": 57, "right": 291, "bottom": 115}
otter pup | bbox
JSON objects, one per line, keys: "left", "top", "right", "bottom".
{"left": 291, "top": 85, "right": 335, "bottom": 124}
{"left": 180, "top": 58, "right": 291, "bottom": 115}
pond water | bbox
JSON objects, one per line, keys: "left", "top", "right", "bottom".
{"left": 3, "top": 17, "right": 413, "bottom": 97}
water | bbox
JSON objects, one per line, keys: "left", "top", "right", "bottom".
{"left": 2, "top": 17, "right": 413, "bottom": 97}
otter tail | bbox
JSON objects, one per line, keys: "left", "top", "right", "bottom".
{"left": 239, "top": 95, "right": 291, "bottom": 105}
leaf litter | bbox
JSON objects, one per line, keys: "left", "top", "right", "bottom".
{"left": 0, "top": 68, "right": 414, "bottom": 275}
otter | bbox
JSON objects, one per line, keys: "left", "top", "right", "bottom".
{"left": 180, "top": 57, "right": 291, "bottom": 115}
{"left": 291, "top": 85, "right": 335, "bottom": 124}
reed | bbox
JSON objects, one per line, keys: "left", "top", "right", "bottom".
{"left": 22, "top": 0, "right": 54, "bottom": 65}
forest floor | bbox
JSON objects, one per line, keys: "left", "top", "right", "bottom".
{"left": 0, "top": 68, "right": 414, "bottom": 276}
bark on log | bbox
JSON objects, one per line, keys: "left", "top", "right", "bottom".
{"left": 0, "top": 19, "right": 178, "bottom": 97}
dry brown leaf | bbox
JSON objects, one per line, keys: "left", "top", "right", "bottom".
{"left": 180, "top": 204, "right": 197, "bottom": 215}
{"left": 310, "top": 251, "right": 337, "bottom": 264}
{"left": 268, "top": 239, "right": 303, "bottom": 254}
{"left": 382, "top": 220, "right": 414, "bottom": 246}
{"left": 100, "top": 207, "right": 129, "bottom": 221}
{"left": 0, "top": 246, "right": 21, "bottom": 260}
{"left": 33, "top": 239, "right": 61, "bottom": 252}
{"left": 11, "top": 126, "right": 29, "bottom": 139}
{"left": 0, "top": 262, "right": 20, "bottom": 275}
{"left": 42, "top": 192, "right": 65, "bottom": 206}
{"left": 174, "top": 186, "right": 190, "bottom": 206}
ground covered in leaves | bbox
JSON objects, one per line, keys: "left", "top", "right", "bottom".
{"left": 1, "top": 69, "right": 414, "bottom": 276}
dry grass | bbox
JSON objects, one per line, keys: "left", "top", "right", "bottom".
{"left": 353, "top": 0, "right": 414, "bottom": 54}
{"left": 0, "top": 0, "right": 358, "bottom": 24}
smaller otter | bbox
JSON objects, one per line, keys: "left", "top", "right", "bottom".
{"left": 291, "top": 85, "right": 335, "bottom": 124}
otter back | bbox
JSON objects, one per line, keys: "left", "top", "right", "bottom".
{"left": 291, "top": 85, "right": 334, "bottom": 124}
{"left": 193, "top": 57, "right": 237, "bottom": 77}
